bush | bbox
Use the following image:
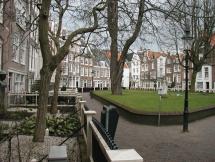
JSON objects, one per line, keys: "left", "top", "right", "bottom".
{"left": 18, "top": 114, "right": 80, "bottom": 137}
{"left": 0, "top": 123, "right": 9, "bottom": 140}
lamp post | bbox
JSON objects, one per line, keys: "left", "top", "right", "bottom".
{"left": 182, "top": 18, "right": 193, "bottom": 132}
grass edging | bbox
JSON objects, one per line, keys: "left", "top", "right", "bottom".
{"left": 91, "top": 91, "right": 215, "bottom": 125}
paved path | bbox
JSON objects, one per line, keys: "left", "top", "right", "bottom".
{"left": 82, "top": 92, "right": 215, "bottom": 162}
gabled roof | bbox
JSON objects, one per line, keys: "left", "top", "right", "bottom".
{"left": 104, "top": 50, "right": 129, "bottom": 68}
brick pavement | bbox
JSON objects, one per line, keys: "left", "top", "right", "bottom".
{"left": 82, "top": 92, "right": 215, "bottom": 162}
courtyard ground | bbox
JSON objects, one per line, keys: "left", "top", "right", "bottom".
{"left": 83, "top": 92, "right": 215, "bottom": 162}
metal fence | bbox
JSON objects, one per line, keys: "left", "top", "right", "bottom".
{"left": 7, "top": 90, "right": 77, "bottom": 108}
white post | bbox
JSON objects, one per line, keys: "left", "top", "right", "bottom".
{"left": 76, "top": 96, "right": 82, "bottom": 103}
{"left": 85, "top": 110, "right": 96, "bottom": 159}
{"left": 30, "top": 159, "right": 37, "bottom": 162}
{"left": 107, "top": 149, "right": 143, "bottom": 162}
{"left": 79, "top": 100, "right": 86, "bottom": 125}
{"left": 45, "top": 128, "right": 49, "bottom": 136}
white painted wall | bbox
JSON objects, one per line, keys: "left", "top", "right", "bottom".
{"left": 157, "top": 55, "right": 166, "bottom": 79}
{"left": 122, "top": 68, "right": 130, "bottom": 88}
{"left": 130, "top": 53, "right": 141, "bottom": 88}
{"left": 195, "top": 65, "right": 213, "bottom": 91}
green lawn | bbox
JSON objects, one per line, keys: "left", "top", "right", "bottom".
{"left": 94, "top": 90, "right": 215, "bottom": 113}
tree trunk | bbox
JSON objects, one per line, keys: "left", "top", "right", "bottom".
{"left": 111, "top": 72, "right": 123, "bottom": 95}
{"left": 111, "top": 63, "right": 123, "bottom": 95}
{"left": 108, "top": 0, "right": 122, "bottom": 95}
{"left": 51, "top": 64, "right": 62, "bottom": 114}
{"left": 190, "top": 70, "right": 197, "bottom": 92}
{"left": 33, "top": 67, "right": 53, "bottom": 142}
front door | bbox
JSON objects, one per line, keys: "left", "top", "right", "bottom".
{"left": 206, "top": 82, "right": 209, "bottom": 91}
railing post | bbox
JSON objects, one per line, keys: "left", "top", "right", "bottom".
{"left": 79, "top": 100, "right": 86, "bottom": 125}
{"left": 76, "top": 95, "right": 82, "bottom": 106}
{"left": 85, "top": 110, "right": 96, "bottom": 159}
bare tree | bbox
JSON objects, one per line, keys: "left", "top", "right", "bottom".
{"left": 164, "top": 0, "right": 215, "bottom": 91}
{"left": 33, "top": 0, "right": 105, "bottom": 142}
{"left": 107, "top": 0, "right": 144, "bottom": 94}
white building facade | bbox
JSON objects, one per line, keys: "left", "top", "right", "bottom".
{"left": 196, "top": 65, "right": 213, "bottom": 91}
{"left": 130, "top": 53, "right": 141, "bottom": 88}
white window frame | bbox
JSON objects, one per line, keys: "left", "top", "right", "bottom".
{"left": 205, "top": 67, "right": 209, "bottom": 78}
{"left": 19, "top": 40, "right": 26, "bottom": 65}
{"left": 152, "top": 62, "right": 154, "bottom": 69}
{"left": 12, "top": 33, "right": 19, "bottom": 62}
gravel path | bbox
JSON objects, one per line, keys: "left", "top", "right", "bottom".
{"left": 0, "top": 135, "right": 80, "bottom": 162}
{"left": 82, "top": 92, "right": 215, "bottom": 162}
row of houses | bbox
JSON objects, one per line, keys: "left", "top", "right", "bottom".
{"left": 0, "top": 0, "right": 112, "bottom": 93}
{"left": 1, "top": 1, "right": 214, "bottom": 94}
{"left": 0, "top": 0, "right": 42, "bottom": 94}
{"left": 130, "top": 49, "right": 215, "bottom": 91}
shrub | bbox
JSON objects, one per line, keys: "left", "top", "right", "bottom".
{"left": 18, "top": 114, "right": 80, "bottom": 137}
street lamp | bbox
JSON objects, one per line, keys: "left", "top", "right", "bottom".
{"left": 182, "top": 18, "right": 193, "bottom": 132}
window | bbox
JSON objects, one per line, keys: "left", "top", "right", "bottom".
{"left": 152, "top": 62, "right": 154, "bottom": 69}
{"left": 174, "top": 65, "right": 177, "bottom": 72}
{"left": 160, "top": 58, "right": 163, "bottom": 66}
{"left": 84, "top": 67, "right": 88, "bottom": 76}
{"left": 145, "top": 64, "right": 148, "bottom": 71}
{"left": 197, "top": 82, "right": 203, "bottom": 89}
{"left": 101, "top": 70, "right": 104, "bottom": 77}
{"left": 167, "top": 59, "right": 171, "bottom": 64}
{"left": 106, "top": 70, "right": 109, "bottom": 77}
{"left": 85, "top": 58, "right": 88, "bottom": 64}
{"left": 167, "top": 76, "right": 171, "bottom": 83}
{"left": 14, "top": 73, "right": 25, "bottom": 93}
{"left": 70, "top": 64, "right": 73, "bottom": 72}
{"left": 199, "top": 54, "right": 203, "bottom": 60}
{"left": 167, "top": 68, "right": 172, "bottom": 73}
{"left": 62, "top": 63, "right": 68, "bottom": 74}
{"left": 177, "top": 74, "right": 181, "bottom": 83}
{"left": 80, "top": 67, "right": 84, "bottom": 76}
{"left": 80, "top": 57, "right": 84, "bottom": 64}
{"left": 19, "top": 40, "right": 26, "bottom": 65}
{"left": 205, "top": 67, "right": 209, "bottom": 78}
{"left": 89, "top": 59, "right": 92, "bottom": 65}
{"left": 0, "top": 2, "right": 3, "bottom": 23}
{"left": 159, "top": 68, "right": 163, "bottom": 77}
{"left": 68, "top": 54, "right": 72, "bottom": 61}
{"left": 76, "top": 64, "right": 79, "bottom": 73}
{"left": 12, "top": 33, "right": 19, "bottom": 62}
{"left": 198, "top": 70, "right": 202, "bottom": 78}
